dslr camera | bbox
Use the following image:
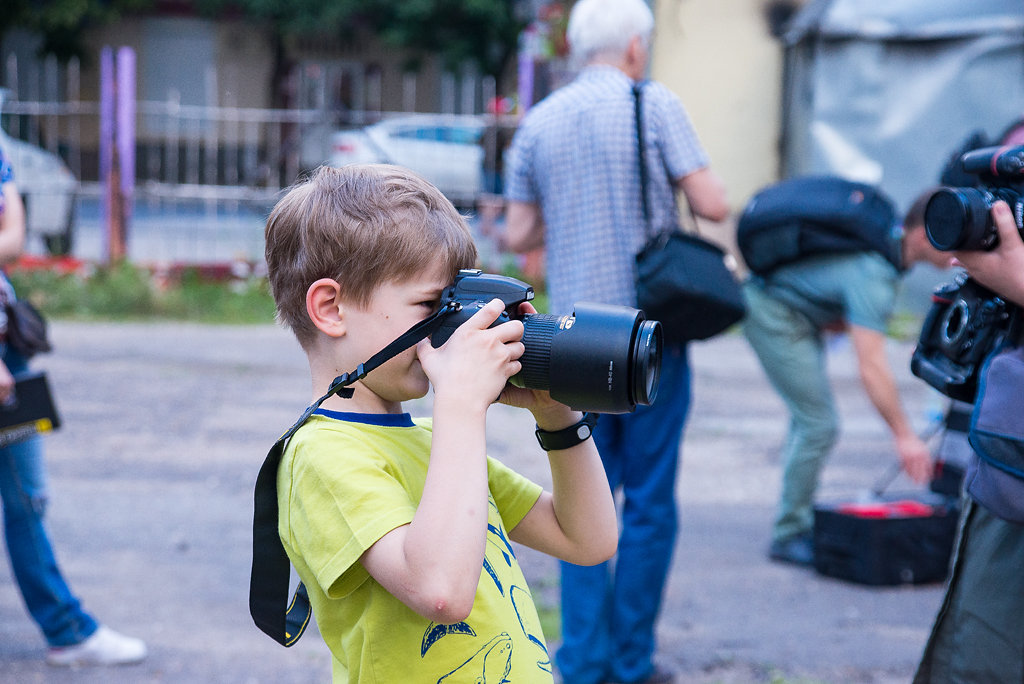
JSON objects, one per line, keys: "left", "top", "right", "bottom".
{"left": 911, "top": 272, "right": 1018, "bottom": 402}
{"left": 911, "top": 145, "right": 1024, "bottom": 401}
{"left": 431, "top": 270, "right": 662, "bottom": 414}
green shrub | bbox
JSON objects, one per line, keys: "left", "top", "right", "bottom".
{"left": 8, "top": 262, "right": 277, "bottom": 324}
{"left": 7, "top": 258, "right": 547, "bottom": 323}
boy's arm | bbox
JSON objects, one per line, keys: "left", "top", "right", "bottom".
{"left": 360, "top": 299, "right": 525, "bottom": 625}
{"left": 359, "top": 394, "right": 489, "bottom": 624}
{"left": 506, "top": 406, "right": 618, "bottom": 566}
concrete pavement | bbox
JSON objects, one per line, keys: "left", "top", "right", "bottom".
{"left": 0, "top": 321, "right": 951, "bottom": 683}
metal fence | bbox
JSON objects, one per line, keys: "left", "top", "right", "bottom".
{"left": 1, "top": 53, "right": 518, "bottom": 262}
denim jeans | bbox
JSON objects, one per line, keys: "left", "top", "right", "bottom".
{"left": 0, "top": 344, "right": 97, "bottom": 647}
{"left": 741, "top": 282, "right": 839, "bottom": 543}
{"left": 555, "top": 344, "right": 691, "bottom": 684}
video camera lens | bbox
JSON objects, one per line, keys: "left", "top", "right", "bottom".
{"left": 924, "top": 187, "right": 996, "bottom": 251}
{"left": 514, "top": 304, "right": 662, "bottom": 414}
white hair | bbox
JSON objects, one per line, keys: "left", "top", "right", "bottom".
{"left": 567, "top": 0, "right": 655, "bottom": 67}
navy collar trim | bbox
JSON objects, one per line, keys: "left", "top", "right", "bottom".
{"left": 312, "top": 409, "right": 416, "bottom": 427}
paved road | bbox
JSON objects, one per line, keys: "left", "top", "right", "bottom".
{"left": 0, "top": 321, "right": 952, "bottom": 683}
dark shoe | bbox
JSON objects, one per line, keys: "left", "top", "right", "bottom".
{"left": 769, "top": 534, "right": 815, "bottom": 566}
{"left": 605, "top": 665, "right": 677, "bottom": 684}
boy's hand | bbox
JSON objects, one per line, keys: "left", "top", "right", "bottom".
{"left": 417, "top": 298, "right": 525, "bottom": 413}
{"left": 494, "top": 302, "right": 581, "bottom": 430}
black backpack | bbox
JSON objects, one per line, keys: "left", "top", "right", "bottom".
{"left": 736, "top": 176, "right": 902, "bottom": 276}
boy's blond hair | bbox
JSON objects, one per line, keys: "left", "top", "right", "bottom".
{"left": 265, "top": 164, "right": 478, "bottom": 347}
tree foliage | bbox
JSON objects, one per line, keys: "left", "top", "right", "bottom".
{"left": 196, "top": 0, "right": 525, "bottom": 80}
{"left": 3, "top": 0, "right": 525, "bottom": 88}
{"left": 1, "top": 0, "right": 155, "bottom": 63}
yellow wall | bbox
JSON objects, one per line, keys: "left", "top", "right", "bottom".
{"left": 651, "top": 0, "right": 795, "bottom": 211}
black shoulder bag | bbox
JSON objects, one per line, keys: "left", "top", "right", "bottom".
{"left": 632, "top": 83, "right": 745, "bottom": 344}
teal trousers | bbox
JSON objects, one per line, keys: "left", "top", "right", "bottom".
{"left": 742, "top": 281, "right": 839, "bottom": 543}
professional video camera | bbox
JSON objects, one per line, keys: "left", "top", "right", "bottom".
{"left": 911, "top": 145, "right": 1024, "bottom": 401}
{"left": 431, "top": 270, "right": 662, "bottom": 414}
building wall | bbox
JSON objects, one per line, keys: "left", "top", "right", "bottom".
{"left": 651, "top": 0, "right": 802, "bottom": 210}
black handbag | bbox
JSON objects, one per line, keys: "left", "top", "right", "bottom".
{"left": 5, "top": 298, "right": 53, "bottom": 358}
{"left": 632, "top": 84, "right": 745, "bottom": 344}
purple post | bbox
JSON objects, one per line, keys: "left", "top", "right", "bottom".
{"left": 517, "top": 48, "right": 535, "bottom": 113}
{"left": 99, "top": 47, "right": 114, "bottom": 260}
{"left": 116, "top": 47, "right": 135, "bottom": 256}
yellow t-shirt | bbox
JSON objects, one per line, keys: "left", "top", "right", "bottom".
{"left": 278, "top": 409, "right": 552, "bottom": 683}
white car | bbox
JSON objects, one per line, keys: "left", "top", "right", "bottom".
{"left": 0, "top": 92, "right": 77, "bottom": 255}
{"left": 330, "top": 114, "right": 485, "bottom": 208}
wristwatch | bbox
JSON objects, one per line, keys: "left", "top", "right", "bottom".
{"left": 535, "top": 412, "right": 599, "bottom": 452}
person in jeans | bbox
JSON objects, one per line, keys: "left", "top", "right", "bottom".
{"left": 504, "top": 1, "right": 729, "bottom": 681}
{"left": 0, "top": 147, "right": 146, "bottom": 666}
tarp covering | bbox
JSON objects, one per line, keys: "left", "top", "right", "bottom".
{"left": 785, "top": 0, "right": 1024, "bottom": 43}
{"left": 780, "top": 0, "right": 1024, "bottom": 211}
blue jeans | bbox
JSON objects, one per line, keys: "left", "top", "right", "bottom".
{"left": 556, "top": 345, "right": 691, "bottom": 684}
{"left": 741, "top": 282, "right": 838, "bottom": 543}
{"left": 0, "top": 345, "right": 97, "bottom": 647}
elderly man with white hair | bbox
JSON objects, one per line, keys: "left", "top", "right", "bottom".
{"left": 504, "top": 1, "right": 729, "bottom": 682}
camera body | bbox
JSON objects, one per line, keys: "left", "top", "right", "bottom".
{"left": 431, "top": 270, "right": 662, "bottom": 414}
{"left": 924, "top": 145, "right": 1024, "bottom": 252}
{"left": 431, "top": 269, "right": 535, "bottom": 344}
{"left": 911, "top": 273, "right": 1019, "bottom": 402}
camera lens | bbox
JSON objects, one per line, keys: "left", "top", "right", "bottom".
{"left": 632, "top": 317, "right": 661, "bottom": 407}
{"left": 924, "top": 188, "right": 993, "bottom": 251}
{"left": 514, "top": 303, "right": 662, "bottom": 414}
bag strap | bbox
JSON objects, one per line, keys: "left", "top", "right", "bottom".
{"left": 249, "top": 301, "right": 459, "bottom": 646}
{"left": 632, "top": 82, "right": 653, "bottom": 241}
{"left": 632, "top": 82, "right": 700, "bottom": 245}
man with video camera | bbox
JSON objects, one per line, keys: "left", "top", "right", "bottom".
{"left": 914, "top": 198, "right": 1024, "bottom": 683}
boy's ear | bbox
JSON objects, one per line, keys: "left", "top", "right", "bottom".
{"left": 306, "top": 278, "right": 347, "bottom": 337}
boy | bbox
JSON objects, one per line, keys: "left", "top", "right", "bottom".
{"left": 262, "top": 164, "right": 618, "bottom": 682}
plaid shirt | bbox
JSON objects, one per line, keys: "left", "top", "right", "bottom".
{"left": 505, "top": 66, "right": 708, "bottom": 313}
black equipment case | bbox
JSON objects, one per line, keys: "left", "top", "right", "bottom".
{"left": 813, "top": 494, "right": 959, "bottom": 586}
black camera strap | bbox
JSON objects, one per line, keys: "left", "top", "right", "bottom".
{"left": 249, "top": 301, "right": 460, "bottom": 646}
{"left": 633, "top": 81, "right": 700, "bottom": 244}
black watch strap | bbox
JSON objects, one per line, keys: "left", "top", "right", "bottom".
{"left": 535, "top": 412, "right": 599, "bottom": 451}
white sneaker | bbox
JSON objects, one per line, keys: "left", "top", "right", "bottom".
{"left": 46, "top": 625, "right": 147, "bottom": 667}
